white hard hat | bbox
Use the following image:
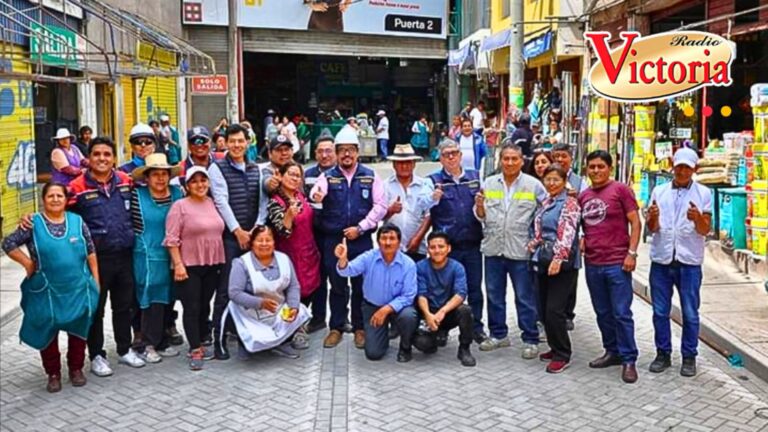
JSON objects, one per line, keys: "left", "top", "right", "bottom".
{"left": 129, "top": 123, "right": 156, "bottom": 144}
{"left": 335, "top": 125, "right": 359, "bottom": 147}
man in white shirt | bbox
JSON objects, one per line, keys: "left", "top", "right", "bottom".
{"left": 645, "top": 147, "right": 711, "bottom": 378}
{"left": 470, "top": 101, "right": 486, "bottom": 135}
{"left": 376, "top": 110, "right": 390, "bottom": 159}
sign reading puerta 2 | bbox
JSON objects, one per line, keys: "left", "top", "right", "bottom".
{"left": 182, "top": 0, "right": 448, "bottom": 39}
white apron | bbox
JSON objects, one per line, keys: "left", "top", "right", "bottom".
{"left": 222, "top": 252, "right": 311, "bottom": 353}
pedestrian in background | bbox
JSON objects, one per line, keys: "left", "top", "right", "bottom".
{"left": 130, "top": 154, "right": 184, "bottom": 364}
{"left": 50, "top": 128, "right": 87, "bottom": 186}
{"left": 376, "top": 110, "right": 390, "bottom": 160}
{"left": 3, "top": 182, "right": 99, "bottom": 392}
{"left": 410, "top": 114, "right": 430, "bottom": 157}
{"left": 470, "top": 101, "right": 486, "bottom": 135}
{"left": 529, "top": 150, "right": 553, "bottom": 181}
{"left": 475, "top": 143, "right": 546, "bottom": 358}
{"left": 579, "top": 150, "right": 642, "bottom": 384}
{"left": 529, "top": 164, "right": 581, "bottom": 373}
{"left": 448, "top": 115, "right": 462, "bottom": 141}
{"left": 207, "top": 124, "right": 263, "bottom": 360}
{"left": 267, "top": 161, "right": 321, "bottom": 350}
{"left": 310, "top": 126, "right": 387, "bottom": 350}
{"left": 165, "top": 167, "right": 226, "bottom": 370}
{"left": 76, "top": 125, "right": 93, "bottom": 156}
{"left": 427, "top": 139, "right": 486, "bottom": 344}
{"left": 456, "top": 118, "right": 488, "bottom": 172}
{"left": 645, "top": 148, "right": 711, "bottom": 378}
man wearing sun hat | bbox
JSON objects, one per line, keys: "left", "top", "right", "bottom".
{"left": 645, "top": 147, "right": 711, "bottom": 378}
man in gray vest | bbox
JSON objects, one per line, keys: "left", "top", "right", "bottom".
{"left": 475, "top": 143, "right": 546, "bottom": 358}
{"left": 552, "top": 143, "right": 588, "bottom": 330}
{"left": 207, "top": 123, "right": 262, "bottom": 360}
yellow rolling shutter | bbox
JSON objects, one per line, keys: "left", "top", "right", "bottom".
{"left": 137, "top": 76, "right": 178, "bottom": 127}
{"left": 121, "top": 76, "right": 136, "bottom": 161}
{"left": 0, "top": 46, "right": 37, "bottom": 238}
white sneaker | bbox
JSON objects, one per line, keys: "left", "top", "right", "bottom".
{"left": 141, "top": 346, "right": 162, "bottom": 364}
{"left": 90, "top": 355, "right": 114, "bottom": 377}
{"left": 522, "top": 343, "right": 539, "bottom": 360}
{"left": 157, "top": 346, "right": 180, "bottom": 357}
{"left": 537, "top": 322, "right": 547, "bottom": 343}
{"left": 478, "top": 337, "right": 511, "bottom": 352}
{"left": 118, "top": 348, "right": 147, "bottom": 368}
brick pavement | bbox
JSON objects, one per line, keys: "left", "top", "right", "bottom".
{"left": 1, "top": 277, "right": 767, "bottom": 432}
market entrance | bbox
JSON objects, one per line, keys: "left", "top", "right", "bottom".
{"left": 241, "top": 52, "right": 446, "bottom": 148}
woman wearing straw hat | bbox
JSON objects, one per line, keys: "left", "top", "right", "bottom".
{"left": 50, "top": 128, "right": 88, "bottom": 186}
{"left": 130, "top": 153, "right": 184, "bottom": 363}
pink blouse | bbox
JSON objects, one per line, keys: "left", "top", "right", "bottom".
{"left": 164, "top": 197, "right": 226, "bottom": 266}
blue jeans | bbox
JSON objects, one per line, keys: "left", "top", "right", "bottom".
{"left": 650, "top": 262, "right": 702, "bottom": 358}
{"left": 377, "top": 139, "right": 388, "bottom": 157}
{"left": 485, "top": 257, "right": 539, "bottom": 343}
{"left": 449, "top": 248, "right": 484, "bottom": 334}
{"left": 585, "top": 264, "right": 638, "bottom": 363}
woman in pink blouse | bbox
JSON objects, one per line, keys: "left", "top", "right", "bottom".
{"left": 527, "top": 164, "right": 581, "bottom": 374}
{"left": 164, "top": 166, "right": 225, "bottom": 371}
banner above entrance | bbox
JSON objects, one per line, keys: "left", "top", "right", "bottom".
{"left": 182, "top": 0, "right": 448, "bottom": 39}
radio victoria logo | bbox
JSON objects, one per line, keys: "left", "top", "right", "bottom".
{"left": 585, "top": 31, "right": 736, "bottom": 103}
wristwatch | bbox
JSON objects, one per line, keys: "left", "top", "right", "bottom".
{"left": 627, "top": 250, "right": 638, "bottom": 258}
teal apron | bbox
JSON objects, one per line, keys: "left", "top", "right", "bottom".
{"left": 133, "top": 186, "right": 182, "bottom": 309}
{"left": 19, "top": 212, "right": 99, "bottom": 350}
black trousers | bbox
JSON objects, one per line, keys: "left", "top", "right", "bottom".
{"left": 179, "top": 265, "right": 221, "bottom": 350}
{"left": 413, "top": 304, "right": 474, "bottom": 352}
{"left": 565, "top": 269, "right": 580, "bottom": 321}
{"left": 141, "top": 303, "right": 169, "bottom": 350}
{"left": 538, "top": 269, "right": 578, "bottom": 361}
{"left": 213, "top": 236, "right": 243, "bottom": 337}
{"left": 88, "top": 251, "right": 135, "bottom": 359}
{"left": 406, "top": 252, "right": 426, "bottom": 264}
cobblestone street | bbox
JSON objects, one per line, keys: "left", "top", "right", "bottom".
{"left": 1, "top": 275, "right": 767, "bottom": 432}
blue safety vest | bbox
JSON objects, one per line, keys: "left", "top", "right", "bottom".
{"left": 318, "top": 164, "right": 375, "bottom": 235}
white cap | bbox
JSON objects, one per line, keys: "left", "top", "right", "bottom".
{"left": 159, "top": 114, "right": 170, "bottom": 122}
{"left": 673, "top": 147, "right": 699, "bottom": 168}
{"left": 185, "top": 166, "right": 209, "bottom": 183}
{"left": 377, "top": 110, "right": 386, "bottom": 116}
{"left": 335, "top": 125, "right": 359, "bottom": 147}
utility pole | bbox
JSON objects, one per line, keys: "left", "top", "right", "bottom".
{"left": 509, "top": 0, "right": 525, "bottom": 111}
{"left": 227, "top": 0, "right": 240, "bottom": 122}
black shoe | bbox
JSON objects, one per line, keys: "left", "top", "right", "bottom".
{"left": 649, "top": 351, "right": 672, "bottom": 373}
{"left": 201, "top": 334, "right": 213, "bottom": 347}
{"left": 166, "top": 326, "right": 184, "bottom": 346}
{"left": 680, "top": 357, "right": 697, "bottom": 377}
{"left": 436, "top": 330, "right": 448, "bottom": 347}
{"left": 306, "top": 318, "right": 326, "bottom": 334}
{"left": 397, "top": 348, "right": 412, "bottom": 363}
{"left": 388, "top": 325, "right": 400, "bottom": 340}
{"left": 473, "top": 331, "right": 488, "bottom": 344}
{"left": 622, "top": 363, "right": 639, "bottom": 384}
{"left": 214, "top": 335, "right": 230, "bottom": 361}
{"left": 565, "top": 319, "right": 575, "bottom": 331}
{"left": 457, "top": 346, "right": 476, "bottom": 367}
{"left": 589, "top": 352, "right": 623, "bottom": 369}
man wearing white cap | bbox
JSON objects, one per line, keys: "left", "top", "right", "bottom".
{"left": 645, "top": 147, "right": 711, "bottom": 378}
{"left": 159, "top": 114, "right": 179, "bottom": 147}
{"left": 376, "top": 110, "right": 389, "bottom": 159}
{"left": 310, "top": 126, "right": 388, "bottom": 350}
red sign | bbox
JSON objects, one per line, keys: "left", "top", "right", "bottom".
{"left": 190, "top": 75, "right": 228, "bottom": 95}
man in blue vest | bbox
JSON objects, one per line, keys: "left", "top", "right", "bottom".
{"left": 427, "top": 139, "right": 487, "bottom": 345}
{"left": 552, "top": 143, "right": 588, "bottom": 331}
{"left": 207, "top": 123, "right": 262, "bottom": 360}
{"left": 304, "top": 131, "right": 338, "bottom": 334}
{"left": 310, "top": 126, "right": 388, "bottom": 349}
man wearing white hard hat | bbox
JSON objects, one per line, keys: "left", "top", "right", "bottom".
{"left": 120, "top": 124, "right": 157, "bottom": 176}
{"left": 376, "top": 110, "right": 389, "bottom": 159}
{"left": 50, "top": 128, "right": 88, "bottom": 186}
{"left": 309, "top": 125, "right": 387, "bottom": 350}
{"left": 645, "top": 147, "right": 711, "bottom": 378}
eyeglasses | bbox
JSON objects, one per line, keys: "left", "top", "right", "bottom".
{"left": 190, "top": 138, "right": 210, "bottom": 146}
{"left": 338, "top": 148, "right": 358, "bottom": 155}
{"left": 134, "top": 139, "right": 154, "bottom": 147}
{"left": 317, "top": 149, "right": 334, "bottom": 155}
{"left": 440, "top": 150, "right": 460, "bottom": 159}
{"left": 543, "top": 177, "right": 564, "bottom": 184}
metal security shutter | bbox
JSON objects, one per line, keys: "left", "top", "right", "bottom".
{"left": 137, "top": 76, "right": 178, "bottom": 126}
{"left": 0, "top": 46, "right": 37, "bottom": 238}
{"left": 121, "top": 76, "right": 137, "bottom": 161}
{"left": 187, "top": 26, "right": 227, "bottom": 128}
{"left": 241, "top": 28, "right": 447, "bottom": 59}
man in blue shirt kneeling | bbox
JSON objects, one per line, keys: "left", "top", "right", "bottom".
{"left": 336, "top": 224, "right": 419, "bottom": 362}
{"left": 413, "top": 232, "right": 477, "bottom": 367}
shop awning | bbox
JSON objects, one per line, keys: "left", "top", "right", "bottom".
{"left": 480, "top": 29, "right": 512, "bottom": 53}
{"left": 523, "top": 31, "right": 553, "bottom": 60}
{"left": 448, "top": 44, "right": 470, "bottom": 67}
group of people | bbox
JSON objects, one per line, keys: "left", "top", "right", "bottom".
{"left": 4, "top": 117, "right": 711, "bottom": 393}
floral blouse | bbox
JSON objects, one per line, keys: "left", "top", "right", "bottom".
{"left": 532, "top": 194, "right": 581, "bottom": 262}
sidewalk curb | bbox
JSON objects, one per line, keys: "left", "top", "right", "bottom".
{"left": 0, "top": 254, "right": 21, "bottom": 329}
{"left": 631, "top": 275, "right": 768, "bottom": 383}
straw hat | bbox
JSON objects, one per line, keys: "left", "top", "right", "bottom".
{"left": 387, "top": 144, "right": 422, "bottom": 161}
{"left": 132, "top": 153, "right": 181, "bottom": 181}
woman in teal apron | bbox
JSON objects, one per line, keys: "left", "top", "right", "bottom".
{"left": 2, "top": 182, "right": 99, "bottom": 393}
{"left": 410, "top": 114, "right": 431, "bottom": 157}
{"left": 130, "top": 154, "right": 183, "bottom": 364}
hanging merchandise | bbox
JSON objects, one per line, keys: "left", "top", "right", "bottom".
{"left": 748, "top": 83, "right": 768, "bottom": 257}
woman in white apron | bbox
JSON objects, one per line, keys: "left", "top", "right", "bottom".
{"left": 223, "top": 225, "right": 311, "bottom": 359}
